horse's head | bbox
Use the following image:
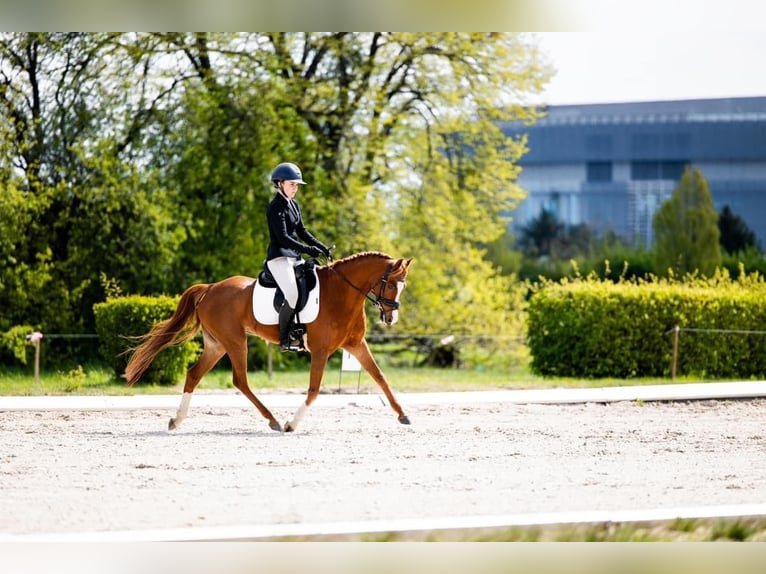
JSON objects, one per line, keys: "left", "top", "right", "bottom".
{"left": 328, "top": 252, "right": 414, "bottom": 326}
{"left": 375, "top": 257, "right": 413, "bottom": 326}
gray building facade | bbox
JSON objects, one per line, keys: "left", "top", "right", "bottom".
{"left": 502, "top": 97, "right": 766, "bottom": 248}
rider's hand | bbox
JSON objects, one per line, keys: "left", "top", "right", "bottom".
{"left": 306, "top": 246, "right": 323, "bottom": 258}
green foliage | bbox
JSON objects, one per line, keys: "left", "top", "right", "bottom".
{"left": 527, "top": 270, "right": 766, "bottom": 378}
{"left": 161, "top": 68, "right": 294, "bottom": 284}
{"left": 719, "top": 204, "right": 758, "bottom": 254}
{"left": 496, "top": 216, "right": 656, "bottom": 284}
{"left": 0, "top": 325, "right": 37, "bottom": 365}
{"left": 653, "top": 167, "right": 721, "bottom": 277}
{"left": 61, "top": 365, "right": 87, "bottom": 393}
{"left": 517, "top": 257, "right": 578, "bottom": 283}
{"left": 0, "top": 180, "right": 54, "bottom": 335}
{"left": 394, "top": 242, "right": 528, "bottom": 341}
{"left": 0, "top": 167, "right": 187, "bottom": 357}
{"left": 710, "top": 520, "right": 757, "bottom": 541}
{"left": 483, "top": 229, "right": 524, "bottom": 276}
{"left": 93, "top": 296, "right": 199, "bottom": 385}
{"left": 721, "top": 247, "right": 766, "bottom": 278}
{"left": 518, "top": 208, "right": 564, "bottom": 257}
{"left": 0, "top": 34, "right": 187, "bottom": 346}
{"left": 0, "top": 32, "right": 551, "bottom": 342}
{"left": 258, "top": 33, "right": 546, "bottom": 340}
{"left": 581, "top": 248, "right": 657, "bottom": 282}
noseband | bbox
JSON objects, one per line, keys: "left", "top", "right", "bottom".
{"left": 332, "top": 263, "right": 402, "bottom": 320}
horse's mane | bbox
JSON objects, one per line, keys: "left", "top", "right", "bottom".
{"left": 326, "top": 251, "right": 391, "bottom": 268}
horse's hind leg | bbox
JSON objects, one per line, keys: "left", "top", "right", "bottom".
{"left": 346, "top": 340, "right": 410, "bottom": 425}
{"left": 169, "top": 332, "right": 224, "bottom": 430}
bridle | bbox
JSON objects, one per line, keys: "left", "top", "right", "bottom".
{"left": 331, "top": 263, "right": 403, "bottom": 321}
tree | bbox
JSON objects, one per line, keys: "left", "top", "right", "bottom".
{"left": 484, "top": 227, "right": 524, "bottom": 276}
{"left": 258, "top": 34, "right": 548, "bottom": 244}
{"left": 518, "top": 209, "right": 564, "bottom": 257}
{"left": 718, "top": 204, "right": 757, "bottom": 254}
{"left": 653, "top": 167, "right": 721, "bottom": 277}
{"left": 389, "top": 118, "right": 531, "bottom": 338}
{"left": 0, "top": 32, "right": 552, "bottom": 348}
{"left": 164, "top": 33, "right": 551, "bottom": 338}
{"left": 0, "top": 33, "right": 187, "bottom": 341}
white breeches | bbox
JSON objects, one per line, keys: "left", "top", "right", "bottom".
{"left": 267, "top": 256, "right": 301, "bottom": 308}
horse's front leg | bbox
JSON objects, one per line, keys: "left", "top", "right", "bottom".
{"left": 346, "top": 339, "right": 410, "bottom": 425}
{"left": 284, "top": 350, "right": 330, "bottom": 432}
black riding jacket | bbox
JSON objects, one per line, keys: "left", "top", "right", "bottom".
{"left": 266, "top": 192, "right": 326, "bottom": 260}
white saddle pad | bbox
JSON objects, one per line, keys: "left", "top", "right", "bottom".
{"left": 251, "top": 273, "right": 321, "bottom": 325}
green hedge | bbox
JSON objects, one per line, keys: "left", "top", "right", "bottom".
{"left": 527, "top": 271, "right": 766, "bottom": 379}
{"left": 93, "top": 295, "right": 199, "bottom": 385}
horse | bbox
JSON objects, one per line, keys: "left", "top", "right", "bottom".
{"left": 124, "top": 251, "right": 413, "bottom": 432}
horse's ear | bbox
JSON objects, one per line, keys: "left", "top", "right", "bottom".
{"left": 394, "top": 257, "right": 413, "bottom": 273}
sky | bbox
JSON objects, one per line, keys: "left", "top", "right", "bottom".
{"left": 533, "top": 31, "right": 766, "bottom": 106}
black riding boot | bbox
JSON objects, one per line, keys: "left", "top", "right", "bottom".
{"left": 278, "top": 302, "right": 299, "bottom": 352}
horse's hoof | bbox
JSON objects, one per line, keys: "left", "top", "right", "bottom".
{"left": 168, "top": 418, "right": 177, "bottom": 431}
{"left": 284, "top": 422, "right": 295, "bottom": 432}
{"left": 269, "top": 420, "right": 283, "bottom": 432}
{"left": 398, "top": 415, "right": 411, "bottom": 425}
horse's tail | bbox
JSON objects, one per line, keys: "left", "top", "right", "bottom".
{"left": 124, "top": 283, "right": 210, "bottom": 387}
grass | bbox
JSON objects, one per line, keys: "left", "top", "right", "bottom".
{"left": 263, "top": 517, "right": 766, "bottom": 541}
{"left": 0, "top": 359, "right": 731, "bottom": 396}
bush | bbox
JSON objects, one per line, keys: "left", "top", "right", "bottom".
{"left": 527, "top": 269, "right": 766, "bottom": 378}
{"left": 93, "top": 295, "right": 199, "bottom": 385}
{"left": 0, "top": 325, "right": 37, "bottom": 365}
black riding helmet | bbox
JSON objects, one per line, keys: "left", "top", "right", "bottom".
{"left": 270, "top": 162, "right": 306, "bottom": 186}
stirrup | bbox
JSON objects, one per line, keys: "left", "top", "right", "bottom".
{"left": 280, "top": 328, "right": 304, "bottom": 352}
{"left": 280, "top": 340, "right": 303, "bottom": 352}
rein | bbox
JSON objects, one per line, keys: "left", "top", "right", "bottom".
{"left": 330, "top": 263, "right": 401, "bottom": 314}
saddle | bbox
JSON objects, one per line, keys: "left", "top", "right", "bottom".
{"left": 257, "top": 258, "right": 318, "bottom": 313}
{"left": 252, "top": 258, "right": 321, "bottom": 329}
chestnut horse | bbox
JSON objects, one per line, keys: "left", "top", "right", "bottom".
{"left": 124, "top": 251, "right": 413, "bottom": 432}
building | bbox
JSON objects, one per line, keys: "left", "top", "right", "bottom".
{"left": 502, "top": 97, "right": 766, "bottom": 248}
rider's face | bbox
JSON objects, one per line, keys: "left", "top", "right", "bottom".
{"left": 281, "top": 181, "right": 300, "bottom": 199}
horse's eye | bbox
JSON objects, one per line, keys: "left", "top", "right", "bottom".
{"left": 387, "top": 283, "right": 395, "bottom": 290}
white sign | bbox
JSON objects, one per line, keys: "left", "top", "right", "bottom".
{"left": 341, "top": 350, "right": 362, "bottom": 372}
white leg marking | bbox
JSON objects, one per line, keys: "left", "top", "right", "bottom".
{"left": 173, "top": 392, "right": 192, "bottom": 427}
{"left": 289, "top": 402, "right": 309, "bottom": 430}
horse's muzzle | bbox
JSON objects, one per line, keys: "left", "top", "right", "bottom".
{"left": 380, "top": 308, "right": 399, "bottom": 326}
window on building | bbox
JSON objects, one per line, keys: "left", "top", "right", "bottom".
{"left": 587, "top": 161, "right": 613, "bottom": 182}
{"left": 631, "top": 160, "right": 689, "bottom": 181}
{"left": 631, "top": 161, "right": 660, "bottom": 180}
{"left": 660, "top": 161, "right": 687, "bottom": 180}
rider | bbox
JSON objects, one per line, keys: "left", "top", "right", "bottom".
{"left": 266, "top": 162, "right": 331, "bottom": 351}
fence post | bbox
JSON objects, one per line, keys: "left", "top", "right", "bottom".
{"left": 27, "top": 331, "right": 43, "bottom": 387}
{"left": 671, "top": 325, "right": 680, "bottom": 380}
